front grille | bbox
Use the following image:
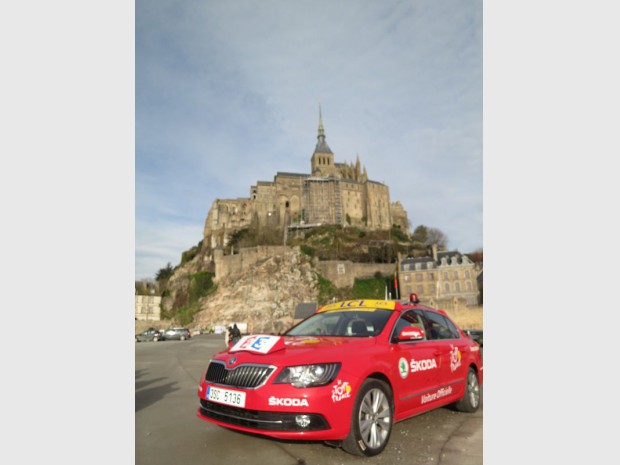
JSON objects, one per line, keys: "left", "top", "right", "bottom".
{"left": 205, "top": 360, "right": 275, "bottom": 389}
{"left": 199, "top": 399, "right": 329, "bottom": 432}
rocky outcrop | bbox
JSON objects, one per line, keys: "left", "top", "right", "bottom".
{"left": 190, "top": 248, "right": 319, "bottom": 334}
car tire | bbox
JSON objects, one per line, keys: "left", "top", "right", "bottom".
{"left": 454, "top": 368, "right": 481, "bottom": 412}
{"left": 153, "top": 336, "right": 159, "bottom": 342}
{"left": 180, "top": 335, "right": 185, "bottom": 341}
{"left": 341, "top": 378, "right": 393, "bottom": 457}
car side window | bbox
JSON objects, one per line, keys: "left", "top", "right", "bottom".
{"left": 421, "top": 311, "right": 459, "bottom": 340}
{"left": 391, "top": 311, "right": 426, "bottom": 343}
{"left": 443, "top": 317, "right": 460, "bottom": 339}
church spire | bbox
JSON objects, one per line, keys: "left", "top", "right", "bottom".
{"left": 315, "top": 103, "right": 332, "bottom": 154}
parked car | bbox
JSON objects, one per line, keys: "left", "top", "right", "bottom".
{"left": 196, "top": 296, "right": 483, "bottom": 457}
{"left": 464, "top": 329, "right": 483, "bottom": 347}
{"left": 136, "top": 328, "right": 165, "bottom": 342}
{"left": 164, "top": 327, "right": 191, "bottom": 341}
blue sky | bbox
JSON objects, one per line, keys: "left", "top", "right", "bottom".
{"left": 136, "top": 0, "right": 482, "bottom": 280}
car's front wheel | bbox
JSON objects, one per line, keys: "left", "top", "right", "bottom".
{"left": 342, "top": 378, "right": 393, "bottom": 456}
{"left": 454, "top": 368, "right": 481, "bottom": 412}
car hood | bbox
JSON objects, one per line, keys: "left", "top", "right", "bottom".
{"left": 213, "top": 335, "right": 377, "bottom": 366}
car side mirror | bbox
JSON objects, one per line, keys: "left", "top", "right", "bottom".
{"left": 397, "top": 326, "right": 425, "bottom": 341}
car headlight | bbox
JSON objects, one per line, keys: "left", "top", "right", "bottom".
{"left": 274, "top": 363, "right": 341, "bottom": 388}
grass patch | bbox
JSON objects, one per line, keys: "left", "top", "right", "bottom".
{"left": 316, "top": 274, "right": 345, "bottom": 305}
{"left": 350, "top": 277, "right": 387, "bottom": 299}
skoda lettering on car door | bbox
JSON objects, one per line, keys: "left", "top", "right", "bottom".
{"left": 389, "top": 310, "right": 441, "bottom": 414}
{"left": 196, "top": 295, "right": 482, "bottom": 457}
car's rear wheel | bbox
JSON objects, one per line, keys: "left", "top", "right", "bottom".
{"left": 180, "top": 335, "right": 186, "bottom": 341}
{"left": 153, "top": 336, "right": 159, "bottom": 342}
{"left": 341, "top": 378, "right": 393, "bottom": 456}
{"left": 454, "top": 368, "right": 481, "bottom": 412}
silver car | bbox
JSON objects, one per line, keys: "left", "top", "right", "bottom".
{"left": 136, "top": 328, "right": 165, "bottom": 342}
{"left": 164, "top": 327, "right": 191, "bottom": 341}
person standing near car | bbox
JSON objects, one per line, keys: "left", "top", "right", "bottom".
{"left": 231, "top": 323, "right": 242, "bottom": 346}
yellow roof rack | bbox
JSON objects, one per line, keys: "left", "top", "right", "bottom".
{"left": 317, "top": 299, "right": 397, "bottom": 313}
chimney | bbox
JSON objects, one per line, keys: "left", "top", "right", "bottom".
{"left": 432, "top": 243, "right": 438, "bottom": 262}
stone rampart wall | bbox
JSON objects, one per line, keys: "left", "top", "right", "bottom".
{"left": 214, "top": 245, "right": 396, "bottom": 289}
{"left": 213, "top": 246, "right": 291, "bottom": 282}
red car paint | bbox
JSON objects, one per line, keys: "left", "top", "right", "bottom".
{"left": 196, "top": 298, "right": 482, "bottom": 455}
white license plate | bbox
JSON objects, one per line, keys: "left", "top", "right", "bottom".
{"left": 207, "top": 386, "right": 246, "bottom": 408}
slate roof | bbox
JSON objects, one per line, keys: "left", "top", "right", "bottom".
{"left": 276, "top": 172, "right": 308, "bottom": 178}
{"left": 315, "top": 135, "right": 333, "bottom": 154}
{"left": 400, "top": 251, "right": 468, "bottom": 270}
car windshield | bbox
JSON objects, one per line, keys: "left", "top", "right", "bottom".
{"left": 285, "top": 309, "right": 393, "bottom": 337}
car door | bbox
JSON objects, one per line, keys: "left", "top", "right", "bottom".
{"left": 420, "top": 311, "right": 468, "bottom": 398}
{"left": 389, "top": 310, "right": 442, "bottom": 417}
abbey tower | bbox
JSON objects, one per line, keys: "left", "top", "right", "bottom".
{"left": 203, "top": 108, "right": 410, "bottom": 248}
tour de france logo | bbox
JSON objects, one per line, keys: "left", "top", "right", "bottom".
{"left": 399, "top": 357, "right": 409, "bottom": 379}
{"left": 450, "top": 345, "right": 462, "bottom": 372}
{"left": 331, "top": 379, "right": 352, "bottom": 403}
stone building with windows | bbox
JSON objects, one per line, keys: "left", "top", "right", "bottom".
{"left": 135, "top": 295, "right": 162, "bottom": 321}
{"left": 203, "top": 107, "right": 410, "bottom": 249}
{"left": 399, "top": 245, "right": 480, "bottom": 307}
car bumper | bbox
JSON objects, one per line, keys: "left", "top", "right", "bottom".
{"left": 196, "top": 381, "right": 355, "bottom": 441}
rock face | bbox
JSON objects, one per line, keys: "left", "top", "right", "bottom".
{"left": 191, "top": 248, "right": 319, "bottom": 334}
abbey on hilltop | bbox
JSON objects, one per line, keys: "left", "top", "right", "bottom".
{"left": 203, "top": 107, "right": 410, "bottom": 248}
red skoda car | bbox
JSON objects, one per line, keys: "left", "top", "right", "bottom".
{"left": 196, "top": 296, "right": 482, "bottom": 456}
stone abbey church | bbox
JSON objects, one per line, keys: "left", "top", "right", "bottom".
{"left": 204, "top": 109, "right": 410, "bottom": 249}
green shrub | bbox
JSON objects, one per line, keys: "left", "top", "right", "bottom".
{"left": 300, "top": 244, "right": 316, "bottom": 257}
{"left": 176, "top": 302, "right": 201, "bottom": 326}
{"left": 390, "top": 225, "right": 409, "bottom": 242}
{"left": 181, "top": 240, "right": 203, "bottom": 265}
{"left": 316, "top": 274, "right": 343, "bottom": 305}
{"left": 156, "top": 263, "right": 174, "bottom": 281}
{"left": 188, "top": 271, "right": 215, "bottom": 303}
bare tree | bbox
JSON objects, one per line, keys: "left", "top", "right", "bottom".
{"left": 427, "top": 228, "right": 448, "bottom": 248}
{"left": 411, "top": 225, "right": 448, "bottom": 249}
